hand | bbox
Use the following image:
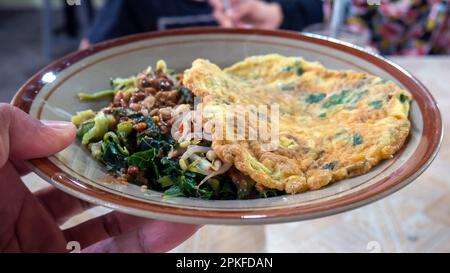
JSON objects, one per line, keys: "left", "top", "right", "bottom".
{"left": 209, "top": 0, "right": 283, "bottom": 29}
{"left": 0, "top": 103, "right": 199, "bottom": 252}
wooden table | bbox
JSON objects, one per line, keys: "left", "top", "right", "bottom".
{"left": 23, "top": 56, "right": 450, "bottom": 252}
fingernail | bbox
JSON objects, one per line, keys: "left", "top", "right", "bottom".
{"left": 41, "top": 120, "right": 74, "bottom": 129}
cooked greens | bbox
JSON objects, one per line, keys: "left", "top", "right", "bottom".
{"left": 73, "top": 60, "right": 266, "bottom": 200}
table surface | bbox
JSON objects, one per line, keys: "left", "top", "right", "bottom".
{"left": 23, "top": 56, "right": 450, "bottom": 252}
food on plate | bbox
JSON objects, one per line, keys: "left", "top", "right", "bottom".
{"left": 72, "top": 54, "right": 412, "bottom": 199}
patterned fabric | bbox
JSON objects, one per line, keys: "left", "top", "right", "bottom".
{"left": 347, "top": 0, "right": 450, "bottom": 55}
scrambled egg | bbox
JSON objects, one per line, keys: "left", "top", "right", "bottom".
{"left": 183, "top": 54, "right": 412, "bottom": 194}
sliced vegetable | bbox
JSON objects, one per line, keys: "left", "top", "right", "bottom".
{"left": 321, "top": 162, "right": 337, "bottom": 170}
{"left": 71, "top": 109, "right": 96, "bottom": 126}
{"left": 101, "top": 139, "right": 128, "bottom": 171}
{"left": 305, "top": 93, "right": 326, "bottom": 104}
{"left": 76, "top": 120, "right": 94, "bottom": 138}
{"left": 117, "top": 120, "right": 134, "bottom": 139}
{"left": 322, "top": 89, "right": 350, "bottom": 108}
{"left": 344, "top": 89, "right": 368, "bottom": 105}
{"left": 157, "top": 176, "right": 174, "bottom": 188}
{"left": 78, "top": 90, "right": 116, "bottom": 101}
{"left": 111, "top": 77, "right": 137, "bottom": 90}
{"left": 369, "top": 100, "right": 383, "bottom": 109}
{"left": 81, "top": 112, "right": 109, "bottom": 145}
{"left": 352, "top": 133, "right": 363, "bottom": 146}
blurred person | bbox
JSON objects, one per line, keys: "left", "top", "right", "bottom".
{"left": 0, "top": 103, "right": 199, "bottom": 252}
{"left": 346, "top": 0, "right": 450, "bottom": 55}
{"left": 209, "top": 0, "right": 323, "bottom": 30}
{"left": 80, "top": 0, "right": 323, "bottom": 49}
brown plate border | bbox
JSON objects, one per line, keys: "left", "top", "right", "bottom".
{"left": 11, "top": 28, "right": 443, "bottom": 224}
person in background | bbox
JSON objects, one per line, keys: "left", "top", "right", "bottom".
{"left": 209, "top": 0, "right": 323, "bottom": 30}
{"left": 80, "top": 0, "right": 323, "bottom": 48}
{"left": 346, "top": 0, "right": 450, "bottom": 55}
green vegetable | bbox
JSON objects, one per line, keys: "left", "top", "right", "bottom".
{"left": 344, "top": 89, "right": 368, "bottom": 105}
{"left": 88, "top": 141, "right": 103, "bottom": 160}
{"left": 305, "top": 93, "right": 326, "bottom": 104}
{"left": 219, "top": 180, "right": 237, "bottom": 200}
{"left": 71, "top": 109, "right": 96, "bottom": 126}
{"left": 208, "top": 178, "right": 221, "bottom": 193}
{"left": 160, "top": 157, "right": 180, "bottom": 177}
{"left": 113, "top": 107, "right": 136, "bottom": 117}
{"left": 282, "top": 62, "right": 304, "bottom": 76}
{"left": 101, "top": 140, "right": 128, "bottom": 171}
{"left": 281, "top": 85, "right": 295, "bottom": 92}
{"left": 157, "top": 176, "right": 174, "bottom": 188}
{"left": 246, "top": 153, "right": 273, "bottom": 175}
{"left": 399, "top": 93, "right": 409, "bottom": 103}
{"left": 76, "top": 120, "right": 94, "bottom": 138}
{"left": 163, "top": 172, "right": 213, "bottom": 199}
{"left": 178, "top": 87, "right": 194, "bottom": 104}
{"left": 322, "top": 89, "right": 350, "bottom": 108}
{"left": 352, "top": 133, "right": 363, "bottom": 146}
{"left": 81, "top": 112, "right": 109, "bottom": 145}
{"left": 321, "top": 162, "right": 337, "bottom": 170}
{"left": 259, "top": 189, "right": 280, "bottom": 198}
{"left": 129, "top": 114, "right": 160, "bottom": 138}
{"left": 117, "top": 120, "right": 134, "bottom": 139}
{"left": 78, "top": 90, "right": 116, "bottom": 101}
{"left": 110, "top": 77, "right": 137, "bottom": 90}
{"left": 318, "top": 113, "right": 327, "bottom": 118}
{"left": 103, "top": 132, "right": 129, "bottom": 156}
{"left": 127, "top": 149, "right": 158, "bottom": 178}
{"left": 369, "top": 100, "right": 383, "bottom": 109}
{"left": 163, "top": 185, "right": 184, "bottom": 198}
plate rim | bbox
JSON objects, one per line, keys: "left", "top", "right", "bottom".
{"left": 12, "top": 27, "right": 443, "bottom": 224}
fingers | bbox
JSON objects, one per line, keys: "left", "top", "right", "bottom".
{"left": 35, "top": 187, "right": 95, "bottom": 225}
{"left": 83, "top": 219, "right": 200, "bottom": 253}
{"left": 213, "top": 9, "right": 235, "bottom": 28}
{"left": 0, "top": 103, "right": 76, "bottom": 167}
{"left": 210, "top": 0, "right": 235, "bottom": 27}
{"left": 63, "top": 211, "right": 200, "bottom": 252}
{"left": 229, "top": 0, "right": 255, "bottom": 22}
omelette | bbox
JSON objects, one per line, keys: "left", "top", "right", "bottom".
{"left": 183, "top": 54, "right": 412, "bottom": 194}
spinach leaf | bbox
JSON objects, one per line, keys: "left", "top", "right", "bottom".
{"left": 127, "top": 148, "right": 159, "bottom": 179}
{"left": 127, "top": 149, "right": 156, "bottom": 170}
{"left": 399, "top": 94, "right": 409, "bottom": 103}
{"left": 178, "top": 86, "right": 194, "bottom": 105}
{"left": 163, "top": 185, "right": 183, "bottom": 198}
{"left": 369, "top": 100, "right": 383, "bottom": 109}
{"left": 352, "top": 133, "right": 363, "bottom": 146}
{"left": 322, "top": 89, "right": 351, "bottom": 108}
{"left": 219, "top": 180, "right": 238, "bottom": 200}
{"left": 102, "top": 141, "right": 128, "bottom": 171}
{"left": 305, "top": 93, "right": 326, "bottom": 104}
{"left": 345, "top": 89, "right": 368, "bottom": 105}
{"left": 282, "top": 62, "right": 304, "bottom": 76}
{"left": 321, "top": 162, "right": 337, "bottom": 170}
{"left": 160, "top": 156, "right": 181, "bottom": 177}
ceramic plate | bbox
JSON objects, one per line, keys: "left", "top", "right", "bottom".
{"left": 12, "top": 28, "right": 442, "bottom": 225}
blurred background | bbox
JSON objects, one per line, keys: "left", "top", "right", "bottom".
{"left": 1, "top": 0, "right": 449, "bottom": 103}
{"left": 2, "top": 0, "right": 450, "bottom": 252}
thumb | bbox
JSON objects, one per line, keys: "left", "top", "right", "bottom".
{"left": 0, "top": 103, "right": 76, "bottom": 166}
